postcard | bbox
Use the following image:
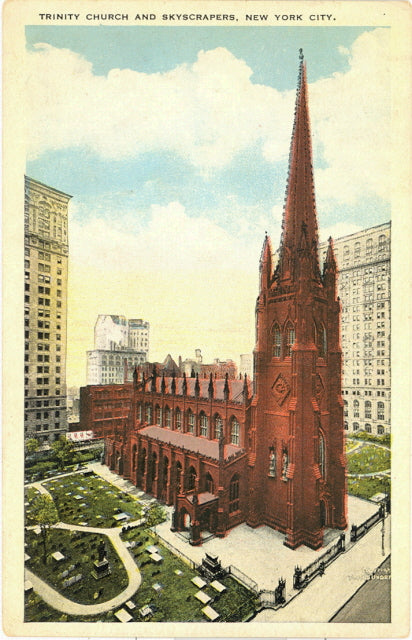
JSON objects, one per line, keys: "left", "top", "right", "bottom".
{"left": 2, "top": 0, "right": 411, "bottom": 637}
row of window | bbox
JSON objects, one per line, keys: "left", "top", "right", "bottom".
{"left": 137, "top": 403, "right": 240, "bottom": 445}
{"left": 345, "top": 422, "right": 386, "bottom": 434}
{"left": 271, "top": 322, "right": 327, "bottom": 359}
{"left": 344, "top": 399, "right": 386, "bottom": 420}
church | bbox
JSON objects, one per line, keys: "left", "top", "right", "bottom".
{"left": 104, "top": 52, "right": 347, "bottom": 549}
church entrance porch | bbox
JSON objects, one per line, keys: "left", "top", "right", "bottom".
{"left": 172, "top": 492, "right": 219, "bottom": 546}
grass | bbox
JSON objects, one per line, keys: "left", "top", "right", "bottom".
{"left": 347, "top": 444, "right": 391, "bottom": 475}
{"left": 118, "top": 527, "right": 257, "bottom": 622}
{"left": 347, "top": 476, "right": 391, "bottom": 500}
{"left": 25, "top": 591, "right": 117, "bottom": 623}
{"left": 42, "top": 472, "right": 143, "bottom": 528}
{"left": 25, "top": 528, "right": 128, "bottom": 605}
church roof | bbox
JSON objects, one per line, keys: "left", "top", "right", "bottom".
{"left": 138, "top": 425, "right": 244, "bottom": 461}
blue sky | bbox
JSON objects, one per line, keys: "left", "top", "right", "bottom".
{"left": 25, "top": 25, "right": 391, "bottom": 384}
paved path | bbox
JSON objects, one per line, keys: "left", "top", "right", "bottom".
{"left": 254, "top": 515, "right": 391, "bottom": 622}
{"left": 25, "top": 522, "right": 142, "bottom": 615}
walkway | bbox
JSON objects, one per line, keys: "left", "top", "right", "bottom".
{"left": 25, "top": 521, "right": 142, "bottom": 615}
{"left": 25, "top": 465, "right": 146, "bottom": 616}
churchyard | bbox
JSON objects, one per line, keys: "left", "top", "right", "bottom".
{"left": 25, "top": 469, "right": 257, "bottom": 623}
{"left": 42, "top": 473, "right": 143, "bottom": 527}
{"left": 345, "top": 435, "right": 391, "bottom": 500}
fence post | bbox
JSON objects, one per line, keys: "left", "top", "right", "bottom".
{"left": 338, "top": 532, "right": 346, "bottom": 552}
{"left": 275, "top": 578, "right": 286, "bottom": 604}
{"left": 293, "top": 566, "right": 302, "bottom": 590}
{"left": 350, "top": 524, "right": 357, "bottom": 542}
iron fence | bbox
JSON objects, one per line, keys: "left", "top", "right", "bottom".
{"left": 350, "top": 503, "right": 385, "bottom": 542}
{"left": 226, "top": 564, "right": 259, "bottom": 594}
{"left": 293, "top": 533, "right": 345, "bottom": 589}
{"left": 154, "top": 532, "right": 199, "bottom": 570}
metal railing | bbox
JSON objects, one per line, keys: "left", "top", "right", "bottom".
{"left": 293, "top": 533, "right": 345, "bottom": 589}
{"left": 350, "top": 503, "right": 385, "bottom": 542}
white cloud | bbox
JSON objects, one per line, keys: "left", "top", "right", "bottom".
{"left": 311, "top": 28, "right": 391, "bottom": 204}
{"left": 27, "top": 44, "right": 293, "bottom": 171}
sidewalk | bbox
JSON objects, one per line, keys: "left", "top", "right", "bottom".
{"left": 254, "top": 515, "right": 390, "bottom": 621}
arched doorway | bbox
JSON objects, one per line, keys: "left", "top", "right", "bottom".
{"left": 180, "top": 508, "right": 191, "bottom": 530}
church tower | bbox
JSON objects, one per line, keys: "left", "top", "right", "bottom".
{"left": 248, "top": 51, "right": 347, "bottom": 549}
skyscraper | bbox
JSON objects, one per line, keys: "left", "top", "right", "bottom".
{"left": 320, "top": 223, "right": 391, "bottom": 435}
{"left": 24, "top": 176, "right": 71, "bottom": 444}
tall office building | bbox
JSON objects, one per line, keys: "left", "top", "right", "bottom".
{"left": 87, "top": 314, "right": 149, "bottom": 385}
{"left": 319, "top": 222, "right": 391, "bottom": 435}
{"left": 24, "top": 176, "right": 71, "bottom": 444}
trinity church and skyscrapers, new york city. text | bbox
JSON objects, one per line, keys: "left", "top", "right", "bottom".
{"left": 23, "top": 52, "right": 391, "bottom": 623}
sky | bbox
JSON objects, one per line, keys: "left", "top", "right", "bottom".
{"left": 25, "top": 25, "right": 391, "bottom": 387}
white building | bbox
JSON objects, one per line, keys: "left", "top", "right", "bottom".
{"left": 239, "top": 354, "right": 253, "bottom": 380}
{"left": 87, "top": 315, "right": 149, "bottom": 385}
{"left": 320, "top": 222, "right": 391, "bottom": 435}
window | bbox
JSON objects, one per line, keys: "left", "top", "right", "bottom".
{"left": 285, "top": 322, "right": 295, "bottom": 358}
{"left": 165, "top": 407, "right": 171, "bottom": 428}
{"left": 230, "top": 418, "right": 240, "bottom": 445}
{"left": 155, "top": 405, "right": 162, "bottom": 427}
{"left": 319, "top": 433, "right": 326, "bottom": 478}
{"left": 272, "top": 324, "right": 281, "bottom": 358}
{"left": 138, "top": 403, "right": 143, "bottom": 422}
{"left": 377, "top": 425, "right": 385, "bottom": 435}
{"left": 205, "top": 472, "right": 214, "bottom": 494}
{"left": 354, "top": 399, "right": 359, "bottom": 417}
{"left": 353, "top": 422, "right": 359, "bottom": 431}
{"left": 365, "top": 401, "right": 372, "bottom": 419}
{"left": 365, "top": 424, "right": 372, "bottom": 433}
{"left": 377, "top": 402, "right": 385, "bottom": 420}
{"left": 229, "top": 474, "right": 240, "bottom": 513}
{"left": 200, "top": 412, "right": 208, "bottom": 437}
{"left": 187, "top": 466, "right": 197, "bottom": 491}
{"left": 175, "top": 408, "right": 182, "bottom": 431}
{"left": 187, "top": 410, "right": 194, "bottom": 433}
{"left": 316, "top": 323, "right": 327, "bottom": 358}
{"left": 214, "top": 415, "right": 223, "bottom": 439}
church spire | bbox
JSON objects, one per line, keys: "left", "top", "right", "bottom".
{"left": 278, "top": 50, "right": 320, "bottom": 283}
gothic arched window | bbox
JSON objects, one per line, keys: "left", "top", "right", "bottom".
{"left": 205, "top": 472, "right": 214, "bottom": 494}
{"left": 200, "top": 412, "right": 208, "bottom": 437}
{"left": 230, "top": 417, "right": 240, "bottom": 445}
{"left": 272, "top": 323, "right": 281, "bottom": 358}
{"left": 175, "top": 408, "right": 182, "bottom": 431}
{"left": 317, "top": 323, "right": 327, "bottom": 358}
{"left": 319, "top": 433, "right": 326, "bottom": 479}
{"left": 187, "top": 466, "right": 197, "bottom": 491}
{"left": 155, "top": 405, "right": 162, "bottom": 427}
{"left": 285, "top": 322, "right": 295, "bottom": 358}
{"left": 165, "top": 406, "right": 171, "bottom": 428}
{"left": 187, "top": 409, "right": 194, "bottom": 433}
{"left": 145, "top": 403, "right": 152, "bottom": 424}
{"left": 214, "top": 414, "right": 223, "bottom": 440}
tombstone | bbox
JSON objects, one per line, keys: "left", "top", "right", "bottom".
{"left": 91, "top": 539, "right": 111, "bottom": 580}
{"left": 199, "top": 553, "right": 227, "bottom": 581}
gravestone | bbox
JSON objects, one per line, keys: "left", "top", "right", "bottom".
{"left": 199, "top": 553, "right": 227, "bottom": 581}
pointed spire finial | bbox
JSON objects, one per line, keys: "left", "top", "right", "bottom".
{"left": 299, "top": 48, "right": 304, "bottom": 61}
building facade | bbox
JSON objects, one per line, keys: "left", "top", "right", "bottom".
{"left": 24, "top": 176, "right": 71, "bottom": 444}
{"left": 87, "top": 314, "right": 149, "bottom": 384}
{"left": 102, "top": 54, "right": 347, "bottom": 549}
{"left": 180, "top": 349, "right": 238, "bottom": 379}
{"left": 319, "top": 223, "right": 391, "bottom": 435}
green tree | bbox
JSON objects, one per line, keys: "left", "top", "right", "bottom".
{"left": 51, "top": 435, "right": 76, "bottom": 469}
{"left": 25, "top": 438, "right": 40, "bottom": 454}
{"left": 31, "top": 494, "right": 59, "bottom": 562}
{"left": 146, "top": 503, "right": 166, "bottom": 528}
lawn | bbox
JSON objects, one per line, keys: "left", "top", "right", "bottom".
{"left": 347, "top": 475, "right": 391, "bottom": 500}
{"left": 347, "top": 444, "right": 391, "bottom": 475}
{"left": 25, "top": 528, "right": 128, "bottom": 605}
{"left": 119, "top": 526, "right": 258, "bottom": 622}
{"left": 42, "top": 472, "right": 143, "bottom": 527}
